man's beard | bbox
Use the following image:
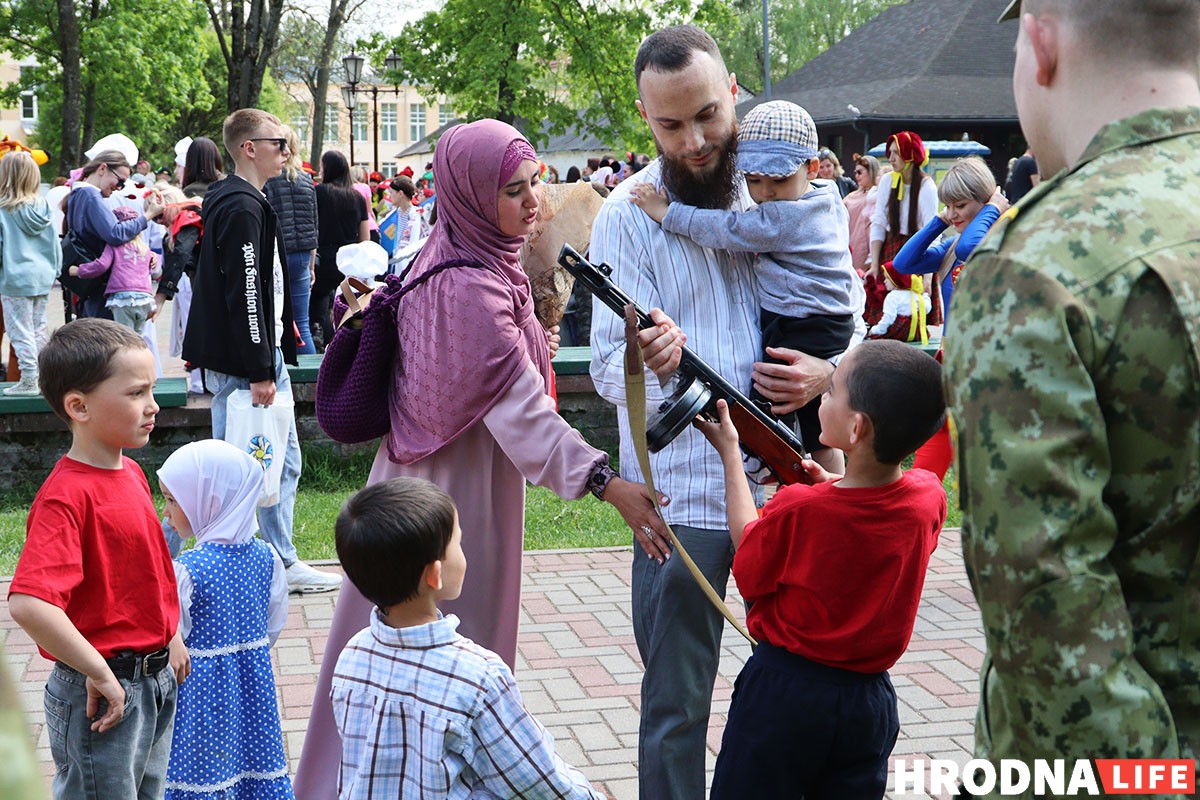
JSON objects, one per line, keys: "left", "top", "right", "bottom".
{"left": 657, "top": 126, "right": 739, "bottom": 210}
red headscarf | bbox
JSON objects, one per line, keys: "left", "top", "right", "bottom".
{"left": 887, "top": 131, "right": 929, "bottom": 200}
{"left": 385, "top": 120, "right": 550, "bottom": 464}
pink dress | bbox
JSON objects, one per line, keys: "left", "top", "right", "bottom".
{"left": 292, "top": 363, "right": 601, "bottom": 800}
{"left": 844, "top": 187, "right": 876, "bottom": 277}
{"left": 352, "top": 183, "right": 379, "bottom": 233}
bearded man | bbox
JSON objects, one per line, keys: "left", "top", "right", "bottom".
{"left": 589, "top": 25, "right": 857, "bottom": 799}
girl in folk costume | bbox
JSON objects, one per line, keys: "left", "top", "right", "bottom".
{"left": 160, "top": 440, "right": 292, "bottom": 800}
{"left": 864, "top": 132, "right": 938, "bottom": 326}
{"left": 865, "top": 260, "right": 931, "bottom": 343}
{"left": 293, "top": 119, "right": 664, "bottom": 800}
{"left": 890, "top": 156, "right": 1008, "bottom": 479}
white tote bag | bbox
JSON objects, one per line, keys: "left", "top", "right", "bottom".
{"left": 224, "top": 389, "right": 295, "bottom": 507}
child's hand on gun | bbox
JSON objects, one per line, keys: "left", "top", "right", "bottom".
{"left": 629, "top": 183, "right": 670, "bottom": 224}
{"left": 800, "top": 458, "right": 840, "bottom": 484}
{"left": 692, "top": 399, "right": 740, "bottom": 459}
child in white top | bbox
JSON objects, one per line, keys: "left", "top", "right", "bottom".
{"left": 158, "top": 439, "right": 293, "bottom": 800}
{"left": 867, "top": 261, "right": 931, "bottom": 342}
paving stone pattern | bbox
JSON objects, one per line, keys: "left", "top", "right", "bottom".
{"left": 2, "top": 528, "right": 982, "bottom": 799}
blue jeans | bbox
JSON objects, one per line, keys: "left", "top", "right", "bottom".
{"left": 45, "top": 662, "right": 177, "bottom": 800}
{"left": 165, "top": 348, "right": 302, "bottom": 564}
{"left": 633, "top": 525, "right": 733, "bottom": 800}
{"left": 287, "top": 250, "right": 316, "bottom": 354}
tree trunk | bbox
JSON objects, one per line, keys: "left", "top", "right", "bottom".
{"left": 54, "top": 0, "right": 82, "bottom": 172}
{"left": 309, "top": 67, "right": 329, "bottom": 165}
{"left": 222, "top": 0, "right": 285, "bottom": 111}
{"left": 308, "top": 0, "right": 347, "bottom": 166}
{"left": 81, "top": 80, "right": 95, "bottom": 158}
{"left": 495, "top": 39, "right": 520, "bottom": 125}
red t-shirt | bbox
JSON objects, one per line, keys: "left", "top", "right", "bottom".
{"left": 734, "top": 469, "right": 947, "bottom": 673}
{"left": 9, "top": 456, "right": 179, "bottom": 660}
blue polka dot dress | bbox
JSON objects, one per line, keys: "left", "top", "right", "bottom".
{"left": 165, "top": 540, "right": 294, "bottom": 799}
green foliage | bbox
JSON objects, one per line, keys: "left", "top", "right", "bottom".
{"left": 0, "top": 0, "right": 218, "bottom": 174}
{"left": 373, "top": 0, "right": 681, "bottom": 154}
{"left": 712, "top": 0, "right": 907, "bottom": 95}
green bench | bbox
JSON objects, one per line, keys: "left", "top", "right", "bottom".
{"left": 286, "top": 353, "right": 325, "bottom": 383}
{"left": 285, "top": 349, "right": 594, "bottom": 384}
{"left": 0, "top": 376, "right": 189, "bottom": 414}
{"left": 283, "top": 340, "right": 937, "bottom": 387}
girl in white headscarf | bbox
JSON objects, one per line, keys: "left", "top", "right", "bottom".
{"left": 159, "top": 439, "right": 293, "bottom": 800}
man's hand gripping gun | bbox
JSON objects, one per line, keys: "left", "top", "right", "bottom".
{"left": 558, "top": 244, "right": 812, "bottom": 485}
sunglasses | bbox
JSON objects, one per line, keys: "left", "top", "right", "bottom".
{"left": 109, "top": 168, "right": 127, "bottom": 190}
{"left": 245, "top": 137, "right": 289, "bottom": 151}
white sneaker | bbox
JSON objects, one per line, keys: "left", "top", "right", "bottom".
{"left": 285, "top": 560, "right": 343, "bottom": 594}
{"left": 3, "top": 376, "right": 40, "bottom": 396}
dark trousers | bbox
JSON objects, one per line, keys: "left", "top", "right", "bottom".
{"left": 709, "top": 642, "right": 899, "bottom": 800}
{"left": 749, "top": 310, "right": 854, "bottom": 453}
{"left": 633, "top": 525, "right": 732, "bottom": 800}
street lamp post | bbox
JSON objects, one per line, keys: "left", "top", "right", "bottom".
{"left": 342, "top": 48, "right": 399, "bottom": 175}
{"left": 340, "top": 84, "right": 357, "bottom": 166}
{"left": 342, "top": 49, "right": 365, "bottom": 168}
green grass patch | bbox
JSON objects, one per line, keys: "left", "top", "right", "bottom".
{"left": 0, "top": 447, "right": 961, "bottom": 575}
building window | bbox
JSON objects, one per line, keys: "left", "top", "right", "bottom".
{"left": 324, "top": 105, "right": 339, "bottom": 142}
{"left": 290, "top": 113, "right": 309, "bottom": 147}
{"left": 352, "top": 106, "right": 368, "bottom": 143}
{"left": 410, "top": 103, "right": 426, "bottom": 142}
{"left": 18, "top": 66, "right": 37, "bottom": 130}
{"left": 381, "top": 161, "right": 396, "bottom": 177}
{"left": 381, "top": 103, "right": 398, "bottom": 142}
{"left": 438, "top": 105, "right": 454, "bottom": 127}
{"left": 20, "top": 93, "right": 37, "bottom": 127}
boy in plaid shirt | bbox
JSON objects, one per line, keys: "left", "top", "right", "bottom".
{"left": 630, "top": 100, "right": 863, "bottom": 473}
{"left": 329, "top": 477, "right": 604, "bottom": 800}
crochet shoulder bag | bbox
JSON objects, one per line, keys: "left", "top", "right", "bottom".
{"left": 315, "top": 260, "right": 481, "bottom": 443}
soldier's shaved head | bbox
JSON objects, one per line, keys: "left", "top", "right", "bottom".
{"left": 1022, "top": 0, "right": 1200, "bottom": 68}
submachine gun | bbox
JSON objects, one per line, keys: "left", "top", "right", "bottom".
{"left": 557, "top": 244, "right": 812, "bottom": 486}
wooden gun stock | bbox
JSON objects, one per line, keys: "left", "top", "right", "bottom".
{"left": 724, "top": 403, "right": 811, "bottom": 485}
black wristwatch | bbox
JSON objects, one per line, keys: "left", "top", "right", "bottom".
{"left": 587, "top": 462, "right": 619, "bottom": 501}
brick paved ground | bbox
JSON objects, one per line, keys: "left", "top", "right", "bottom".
{"left": 2, "top": 528, "right": 982, "bottom": 799}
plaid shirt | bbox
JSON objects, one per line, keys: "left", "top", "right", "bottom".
{"left": 331, "top": 611, "right": 603, "bottom": 800}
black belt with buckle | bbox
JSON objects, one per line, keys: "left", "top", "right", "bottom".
{"left": 106, "top": 647, "right": 170, "bottom": 681}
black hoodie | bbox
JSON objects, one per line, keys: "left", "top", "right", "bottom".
{"left": 182, "top": 174, "right": 296, "bottom": 382}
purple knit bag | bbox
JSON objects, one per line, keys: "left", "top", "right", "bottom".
{"left": 315, "top": 261, "right": 479, "bottom": 443}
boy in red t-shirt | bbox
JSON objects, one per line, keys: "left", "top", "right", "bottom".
{"left": 696, "top": 338, "right": 948, "bottom": 800}
{"left": 8, "top": 318, "right": 185, "bottom": 800}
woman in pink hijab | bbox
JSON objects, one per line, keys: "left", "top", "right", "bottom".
{"left": 294, "top": 119, "right": 666, "bottom": 799}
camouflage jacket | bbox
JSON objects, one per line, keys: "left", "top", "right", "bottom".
{"left": 946, "top": 106, "right": 1200, "bottom": 777}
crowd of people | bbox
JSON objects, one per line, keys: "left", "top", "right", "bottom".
{"left": 5, "top": 0, "right": 1200, "bottom": 798}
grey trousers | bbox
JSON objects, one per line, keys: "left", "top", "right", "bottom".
{"left": 45, "top": 662, "right": 176, "bottom": 800}
{"left": 633, "top": 524, "right": 733, "bottom": 800}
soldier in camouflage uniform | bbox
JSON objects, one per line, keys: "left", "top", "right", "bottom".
{"left": 945, "top": 0, "right": 1200, "bottom": 789}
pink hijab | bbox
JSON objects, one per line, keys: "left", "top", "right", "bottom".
{"left": 386, "top": 120, "right": 551, "bottom": 464}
